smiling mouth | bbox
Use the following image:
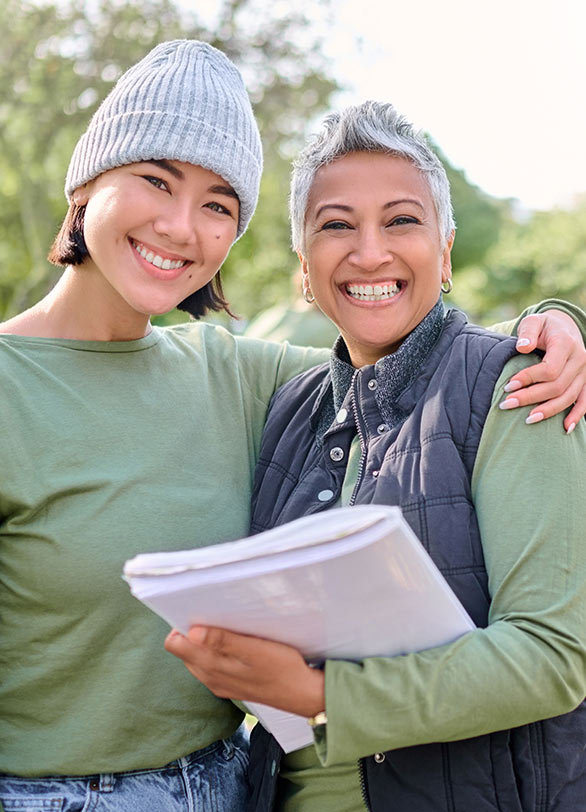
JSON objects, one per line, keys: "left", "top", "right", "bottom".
{"left": 130, "top": 239, "right": 188, "bottom": 271}
{"left": 345, "top": 281, "right": 404, "bottom": 301}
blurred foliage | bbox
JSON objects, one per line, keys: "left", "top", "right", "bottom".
{"left": 453, "top": 200, "right": 586, "bottom": 323}
{"left": 1, "top": 0, "right": 583, "bottom": 328}
{"left": 435, "top": 144, "right": 509, "bottom": 274}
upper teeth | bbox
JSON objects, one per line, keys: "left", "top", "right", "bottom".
{"left": 346, "top": 282, "right": 401, "bottom": 300}
{"left": 132, "top": 240, "right": 186, "bottom": 271}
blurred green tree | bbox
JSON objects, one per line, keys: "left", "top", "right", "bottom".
{"left": 435, "top": 144, "right": 509, "bottom": 273}
{"left": 453, "top": 200, "right": 586, "bottom": 323}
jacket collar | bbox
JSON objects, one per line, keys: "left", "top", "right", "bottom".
{"left": 315, "top": 298, "right": 447, "bottom": 432}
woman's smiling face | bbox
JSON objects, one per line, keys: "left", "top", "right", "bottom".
{"left": 75, "top": 159, "right": 239, "bottom": 323}
{"left": 300, "top": 151, "right": 454, "bottom": 368}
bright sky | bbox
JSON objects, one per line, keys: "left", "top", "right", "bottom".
{"left": 184, "top": 0, "right": 585, "bottom": 212}
{"left": 317, "top": 0, "right": 586, "bottom": 212}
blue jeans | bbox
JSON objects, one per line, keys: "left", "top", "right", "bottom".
{"left": 0, "top": 728, "right": 249, "bottom": 812}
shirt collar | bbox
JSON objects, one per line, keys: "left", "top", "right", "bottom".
{"left": 329, "top": 297, "right": 446, "bottom": 428}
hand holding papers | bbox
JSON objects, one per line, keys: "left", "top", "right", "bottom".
{"left": 124, "top": 505, "right": 475, "bottom": 751}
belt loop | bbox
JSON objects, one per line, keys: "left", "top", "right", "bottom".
{"left": 99, "top": 772, "right": 115, "bottom": 792}
{"left": 222, "top": 737, "right": 235, "bottom": 760}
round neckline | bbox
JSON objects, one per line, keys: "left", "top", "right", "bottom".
{"left": 0, "top": 326, "right": 162, "bottom": 353}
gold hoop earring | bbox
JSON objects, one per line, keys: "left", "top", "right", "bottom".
{"left": 441, "top": 278, "right": 453, "bottom": 294}
{"left": 303, "top": 286, "right": 315, "bottom": 304}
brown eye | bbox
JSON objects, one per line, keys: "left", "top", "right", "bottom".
{"left": 206, "top": 201, "right": 232, "bottom": 216}
{"left": 322, "top": 221, "right": 351, "bottom": 230}
{"left": 390, "top": 216, "right": 418, "bottom": 226}
{"left": 143, "top": 175, "right": 169, "bottom": 192}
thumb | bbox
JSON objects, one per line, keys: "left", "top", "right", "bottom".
{"left": 515, "top": 313, "right": 543, "bottom": 353}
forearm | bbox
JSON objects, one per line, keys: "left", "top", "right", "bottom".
{"left": 319, "top": 603, "right": 585, "bottom": 764}
{"left": 315, "top": 356, "right": 586, "bottom": 766}
{"left": 489, "top": 298, "right": 586, "bottom": 342}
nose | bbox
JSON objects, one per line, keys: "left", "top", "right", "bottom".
{"left": 153, "top": 197, "right": 197, "bottom": 246}
{"left": 348, "top": 226, "right": 393, "bottom": 272}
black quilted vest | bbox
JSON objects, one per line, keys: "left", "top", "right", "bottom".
{"left": 247, "top": 310, "right": 586, "bottom": 812}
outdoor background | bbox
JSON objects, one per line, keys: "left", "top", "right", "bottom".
{"left": 2, "top": 0, "right": 585, "bottom": 331}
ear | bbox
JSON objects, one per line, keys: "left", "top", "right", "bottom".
{"left": 297, "top": 251, "right": 311, "bottom": 293}
{"left": 297, "top": 251, "right": 309, "bottom": 281}
{"left": 441, "top": 230, "right": 455, "bottom": 284}
{"left": 72, "top": 182, "right": 92, "bottom": 206}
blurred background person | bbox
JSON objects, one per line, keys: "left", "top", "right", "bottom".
{"left": 245, "top": 269, "right": 339, "bottom": 347}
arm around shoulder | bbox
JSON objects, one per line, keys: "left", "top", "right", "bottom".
{"left": 314, "top": 355, "right": 586, "bottom": 766}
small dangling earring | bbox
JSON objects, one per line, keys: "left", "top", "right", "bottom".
{"left": 441, "top": 277, "right": 453, "bottom": 295}
{"left": 303, "top": 285, "right": 315, "bottom": 304}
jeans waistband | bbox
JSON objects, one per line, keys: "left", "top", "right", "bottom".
{"left": 0, "top": 725, "right": 248, "bottom": 784}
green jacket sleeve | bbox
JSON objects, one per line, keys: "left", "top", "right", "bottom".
{"left": 315, "top": 354, "right": 586, "bottom": 766}
{"left": 488, "top": 298, "right": 586, "bottom": 342}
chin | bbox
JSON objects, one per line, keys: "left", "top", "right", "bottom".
{"left": 148, "top": 305, "right": 176, "bottom": 316}
{"left": 132, "top": 296, "right": 180, "bottom": 317}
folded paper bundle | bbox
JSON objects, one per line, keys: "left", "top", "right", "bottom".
{"left": 123, "top": 505, "right": 475, "bottom": 751}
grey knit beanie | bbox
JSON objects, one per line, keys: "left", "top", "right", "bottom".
{"left": 65, "top": 40, "right": 262, "bottom": 238}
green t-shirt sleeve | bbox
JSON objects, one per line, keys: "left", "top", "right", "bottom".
{"left": 488, "top": 298, "right": 586, "bottom": 342}
{"left": 315, "top": 354, "right": 586, "bottom": 766}
{"left": 233, "top": 335, "right": 329, "bottom": 407}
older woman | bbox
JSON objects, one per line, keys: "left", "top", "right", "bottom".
{"left": 166, "top": 102, "right": 586, "bottom": 812}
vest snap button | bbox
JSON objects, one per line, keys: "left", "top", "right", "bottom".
{"left": 330, "top": 447, "right": 344, "bottom": 462}
{"left": 372, "top": 469, "right": 380, "bottom": 478}
{"left": 368, "top": 379, "right": 378, "bottom": 390}
{"left": 317, "top": 489, "right": 334, "bottom": 502}
{"left": 336, "top": 408, "right": 348, "bottom": 423}
{"left": 374, "top": 752, "right": 386, "bottom": 763}
{"left": 377, "top": 423, "right": 388, "bottom": 434}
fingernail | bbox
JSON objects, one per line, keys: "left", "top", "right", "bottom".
{"left": 499, "top": 398, "right": 519, "bottom": 410}
{"left": 516, "top": 338, "right": 531, "bottom": 348}
{"left": 504, "top": 380, "right": 522, "bottom": 393}
{"left": 525, "top": 412, "right": 544, "bottom": 425}
{"left": 189, "top": 626, "right": 208, "bottom": 644}
{"left": 566, "top": 422, "right": 576, "bottom": 435}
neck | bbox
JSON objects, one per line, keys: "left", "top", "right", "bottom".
{"left": 330, "top": 298, "right": 445, "bottom": 414}
{"left": 8, "top": 267, "right": 152, "bottom": 341}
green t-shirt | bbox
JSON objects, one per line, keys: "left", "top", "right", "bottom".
{"left": 0, "top": 322, "right": 327, "bottom": 777}
{"left": 276, "top": 353, "right": 586, "bottom": 812}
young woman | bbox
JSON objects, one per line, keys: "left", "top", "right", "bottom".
{"left": 0, "top": 39, "right": 331, "bottom": 812}
{"left": 166, "top": 102, "right": 586, "bottom": 812}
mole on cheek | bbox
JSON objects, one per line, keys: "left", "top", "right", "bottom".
{"left": 215, "top": 234, "right": 221, "bottom": 239}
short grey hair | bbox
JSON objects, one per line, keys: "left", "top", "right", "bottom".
{"left": 290, "top": 100, "right": 455, "bottom": 253}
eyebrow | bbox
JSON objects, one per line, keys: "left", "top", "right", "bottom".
{"left": 148, "top": 159, "right": 185, "bottom": 180}
{"left": 146, "top": 160, "right": 239, "bottom": 203}
{"left": 147, "top": 161, "right": 239, "bottom": 201}
{"left": 209, "top": 184, "right": 240, "bottom": 202}
{"left": 315, "top": 198, "right": 425, "bottom": 218}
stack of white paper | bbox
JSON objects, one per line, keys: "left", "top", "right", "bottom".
{"left": 123, "top": 505, "right": 474, "bottom": 752}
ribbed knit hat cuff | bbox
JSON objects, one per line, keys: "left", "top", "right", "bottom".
{"left": 65, "top": 110, "right": 261, "bottom": 237}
